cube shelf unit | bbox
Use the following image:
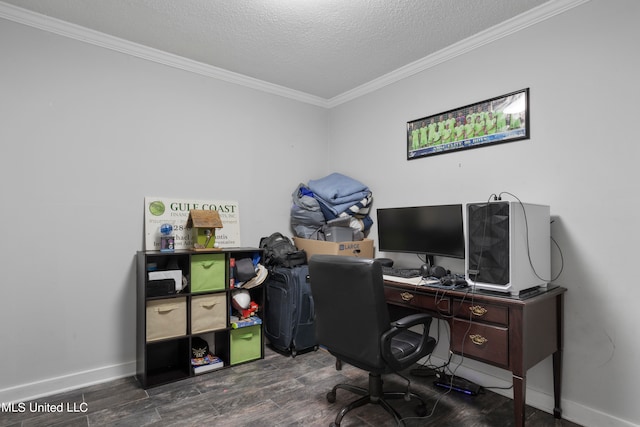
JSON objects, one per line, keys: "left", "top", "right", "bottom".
{"left": 136, "top": 248, "right": 264, "bottom": 388}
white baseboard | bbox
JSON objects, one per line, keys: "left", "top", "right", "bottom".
{"left": 0, "top": 361, "right": 136, "bottom": 404}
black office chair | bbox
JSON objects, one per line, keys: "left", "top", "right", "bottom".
{"left": 308, "top": 255, "right": 437, "bottom": 426}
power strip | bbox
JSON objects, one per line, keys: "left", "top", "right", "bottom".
{"left": 434, "top": 374, "right": 482, "bottom": 395}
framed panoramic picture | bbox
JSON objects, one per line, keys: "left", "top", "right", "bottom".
{"left": 407, "top": 88, "right": 529, "bottom": 160}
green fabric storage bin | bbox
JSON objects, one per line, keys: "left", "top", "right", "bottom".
{"left": 191, "top": 253, "right": 226, "bottom": 293}
{"left": 230, "top": 325, "right": 262, "bottom": 365}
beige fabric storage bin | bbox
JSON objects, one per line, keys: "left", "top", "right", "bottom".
{"left": 191, "top": 294, "right": 227, "bottom": 333}
{"left": 146, "top": 297, "right": 187, "bottom": 342}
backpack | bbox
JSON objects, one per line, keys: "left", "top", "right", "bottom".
{"left": 259, "top": 232, "right": 307, "bottom": 268}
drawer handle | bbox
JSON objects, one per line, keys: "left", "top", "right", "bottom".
{"left": 155, "top": 306, "right": 179, "bottom": 313}
{"left": 469, "top": 334, "right": 489, "bottom": 346}
{"left": 200, "top": 303, "right": 217, "bottom": 309}
{"left": 400, "top": 292, "right": 414, "bottom": 302}
{"left": 469, "top": 305, "right": 488, "bottom": 317}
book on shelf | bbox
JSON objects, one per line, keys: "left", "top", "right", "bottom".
{"left": 191, "top": 353, "right": 224, "bottom": 374}
{"left": 230, "top": 315, "right": 262, "bottom": 329}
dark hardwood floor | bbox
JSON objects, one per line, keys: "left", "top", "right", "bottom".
{"left": 1, "top": 346, "right": 582, "bottom": 426}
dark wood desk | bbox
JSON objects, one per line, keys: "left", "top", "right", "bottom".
{"left": 383, "top": 281, "right": 566, "bottom": 427}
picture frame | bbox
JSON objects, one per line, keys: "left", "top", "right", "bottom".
{"left": 407, "top": 88, "right": 529, "bottom": 160}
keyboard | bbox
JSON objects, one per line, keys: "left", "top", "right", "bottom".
{"left": 382, "top": 274, "right": 441, "bottom": 286}
{"left": 381, "top": 267, "right": 421, "bottom": 278}
{"left": 382, "top": 268, "right": 469, "bottom": 288}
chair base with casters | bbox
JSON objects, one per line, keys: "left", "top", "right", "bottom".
{"left": 326, "top": 371, "right": 428, "bottom": 426}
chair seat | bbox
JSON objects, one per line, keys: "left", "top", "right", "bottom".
{"left": 390, "top": 330, "right": 424, "bottom": 359}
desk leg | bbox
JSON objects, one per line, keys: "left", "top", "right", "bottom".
{"left": 553, "top": 293, "right": 565, "bottom": 418}
{"left": 513, "top": 374, "right": 526, "bottom": 427}
{"left": 553, "top": 350, "right": 563, "bottom": 418}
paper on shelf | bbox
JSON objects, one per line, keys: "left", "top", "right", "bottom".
{"left": 148, "top": 270, "right": 183, "bottom": 291}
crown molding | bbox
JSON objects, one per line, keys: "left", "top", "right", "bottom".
{"left": 1, "top": 0, "right": 588, "bottom": 109}
{"left": 0, "top": 1, "right": 330, "bottom": 108}
{"left": 327, "top": 0, "right": 591, "bottom": 108}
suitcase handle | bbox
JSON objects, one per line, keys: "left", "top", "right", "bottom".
{"left": 300, "top": 294, "right": 315, "bottom": 323}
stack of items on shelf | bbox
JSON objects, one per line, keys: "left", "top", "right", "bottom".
{"left": 290, "top": 173, "right": 374, "bottom": 258}
{"left": 228, "top": 256, "right": 268, "bottom": 329}
{"left": 191, "top": 337, "right": 224, "bottom": 374}
{"left": 230, "top": 288, "right": 263, "bottom": 328}
{"left": 231, "top": 316, "right": 262, "bottom": 329}
{"left": 229, "top": 256, "right": 268, "bottom": 289}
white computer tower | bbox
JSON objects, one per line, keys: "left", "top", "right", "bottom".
{"left": 465, "top": 201, "right": 550, "bottom": 296}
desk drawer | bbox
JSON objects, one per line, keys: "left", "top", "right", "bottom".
{"left": 451, "top": 319, "right": 508, "bottom": 368}
{"left": 451, "top": 300, "right": 508, "bottom": 326}
{"left": 384, "top": 288, "right": 450, "bottom": 315}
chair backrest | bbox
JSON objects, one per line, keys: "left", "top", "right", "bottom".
{"left": 308, "top": 254, "right": 391, "bottom": 372}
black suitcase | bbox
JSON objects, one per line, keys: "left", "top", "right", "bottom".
{"left": 264, "top": 265, "right": 317, "bottom": 357}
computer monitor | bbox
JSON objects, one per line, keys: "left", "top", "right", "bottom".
{"left": 376, "top": 204, "right": 465, "bottom": 259}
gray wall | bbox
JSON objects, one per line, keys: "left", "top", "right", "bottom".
{"left": 1, "top": 0, "right": 638, "bottom": 426}
{"left": 328, "top": 1, "right": 639, "bottom": 426}
{"left": 0, "top": 16, "right": 327, "bottom": 401}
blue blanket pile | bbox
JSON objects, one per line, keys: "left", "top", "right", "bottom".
{"left": 306, "top": 173, "right": 373, "bottom": 233}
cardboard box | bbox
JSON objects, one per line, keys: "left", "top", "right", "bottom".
{"left": 293, "top": 237, "right": 374, "bottom": 259}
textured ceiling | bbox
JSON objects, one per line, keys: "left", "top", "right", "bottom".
{"left": 2, "top": 0, "right": 562, "bottom": 100}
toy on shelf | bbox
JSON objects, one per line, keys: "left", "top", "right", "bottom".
{"left": 159, "top": 223, "right": 175, "bottom": 252}
{"left": 191, "top": 337, "right": 224, "bottom": 373}
{"left": 231, "top": 289, "right": 259, "bottom": 319}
